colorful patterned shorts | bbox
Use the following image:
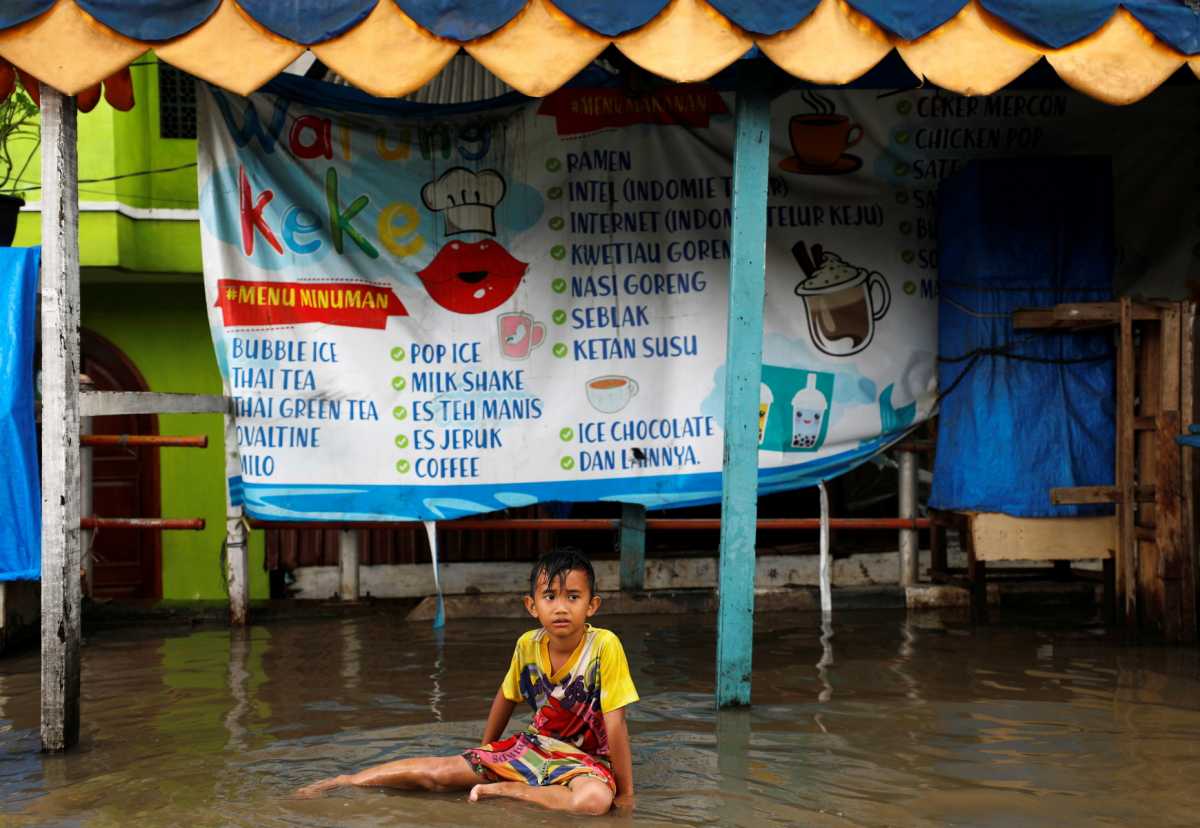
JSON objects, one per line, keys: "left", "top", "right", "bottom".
{"left": 463, "top": 732, "right": 616, "bottom": 792}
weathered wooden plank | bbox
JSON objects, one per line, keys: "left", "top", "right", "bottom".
{"left": 969, "top": 513, "right": 1116, "bottom": 562}
{"left": 81, "top": 390, "right": 228, "bottom": 416}
{"left": 1180, "top": 302, "right": 1198, "bottom": 642}
{"left": 716, "top": 68, "right": 770, "bottom": 709}
{"left": 1117, "top": 297, "right": 1136, "bottom": 625}
{"left": 40, "top": 88, "right": 81, "bottom": 753}
{"left": 1155, "top": 410, "right": 1185, "bottom": 641}
{"left": 1050, "top": 485, "right": 1155, "bottom": 505}
{"left": 1137, "top": 306, "right": 1163, "bottom": 630}
{"left": 1012, "top": 302, "right": 1160, "bottom": 330}
{"left": 619, "top": 503, "right": 647, "bottom": 591}
{"left": 223, "top": 412, "right": 249, "bottom": 626}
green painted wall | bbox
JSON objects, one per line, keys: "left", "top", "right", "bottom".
{"left": 12, "top": 56, "right": 202, "bottom": 272}
{"left": 10, "top": 58, "right": 276, "bottom": 601}
{"left": 81, "top": 276, "right": 267, "bottom": 601}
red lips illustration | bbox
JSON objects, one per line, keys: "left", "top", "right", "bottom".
{"left": 417, "top": 239, "right": 529, "bottom": 315}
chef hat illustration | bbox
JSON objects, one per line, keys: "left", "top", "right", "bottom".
{"left": 421, "top": 167, "right": 507, "bottom": 236}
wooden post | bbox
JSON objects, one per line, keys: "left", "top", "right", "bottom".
{"left": 619, "top": 503, "right": 646, "bottom": 591}
{"left": 898, "top": 449, "right": 918, "bottom": 586}
{"left": 223, "top": 410, "right": 249, "bottom": 626}
{"left": 715, "top": 66, "right": 770, "bottom": 709}
{"left": 39, "top": 87, "right": 81, "bottom": 753}
{"left": 1117, "top": 297, "right": 1136, "bottom": 625}
{"left": 338, "top": 529, "right": 360, "bottom": 601}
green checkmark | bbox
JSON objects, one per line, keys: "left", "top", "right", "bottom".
{"left": 396, "top": 459, "right": 411, "bottom": 474}
{"left": 559, "top": 427, "right": 574, "bottom": 441}
{"left": 547, "top": 186, "right": 563, "bottom": 200}
{"left": 552, "top": 309, "right": 567, "bottom": 325}
{"left": 391, "top": 376, "right": 406, "bottom": 391}
{"left": 560, "top": 456, "right": 575, "bottom": 470}
{"left": 894, "top": 162, "right": 909, "bottom": 177}
{"left": 551, "top": 245, "right": 566, "bottom": 260}
{"left": 552, "top": 343, "right": 568, "bottom": 358}
{"left": 897, "top": 100, "right": 912, "bottom": 115}
{"left": 390, "top": 346, "right": 406, "bottom": 362}
{"left": 903, "top": 281, "right": 917, "bottom": 296}
{"left": 546, "top": 158, "right": 561, "bottom": 172}
{"left": 899, "top": 221, "right": 912, "bottom": 235}
{"left": 393, "top": 405, "right": 408, "bottom": 420}
{"left": 901, "top": 250, "right": 915, "bottom": 264}
{"left": 549, "top": 217, "right": 564, "bottom": 230}
{"left": 394, "top": 434, "right": 409, "bottom": 449}
{"left": 552, "top": 278, "right": 567, "bottom": 294}
{"left": 895, "top": 130, "right": 910, "bottom": 145}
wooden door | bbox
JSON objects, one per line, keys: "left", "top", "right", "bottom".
{"left": 81, "top": 331, "right": 162, "bottom": 600}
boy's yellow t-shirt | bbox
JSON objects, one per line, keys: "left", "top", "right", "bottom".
{"left": 499, "top": 624, "right": 638, "bottom": 757}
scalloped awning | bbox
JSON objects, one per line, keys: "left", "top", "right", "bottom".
{"left": 0, "top": 0, "right": 1196, "bottom": 106}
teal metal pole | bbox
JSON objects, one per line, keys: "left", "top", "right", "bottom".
{"left": 619, "top": 503, "right": 647, "bottom": 591}
{"left": 716, "top": 66, "right": 771, "bottom": 708}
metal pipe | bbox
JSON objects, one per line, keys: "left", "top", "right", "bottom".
{"left": 81, "top": 434, "right": 208, "bottom": 448}
{"left": 247, "top": 517, "right": 930, "bottom": 531}
{"left": 899, "top": 450, "right": 919, "bottom": 587}
{"left": 80, "top": 517, "right": 205, "bottom": 531}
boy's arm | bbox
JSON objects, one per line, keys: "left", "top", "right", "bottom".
{"left": 603, "top": 707, "right": 635, "bottom": 810}
{"left": 481, "top": 688, "right": 517, "bottom": 745}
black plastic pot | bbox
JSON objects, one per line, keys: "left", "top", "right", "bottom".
{"left": 0, "top": 193, "right": 24, "bottom": 246}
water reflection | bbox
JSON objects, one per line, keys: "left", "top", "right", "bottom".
{"left": 0, "top": 611, "right": 1199, "bottom": 827}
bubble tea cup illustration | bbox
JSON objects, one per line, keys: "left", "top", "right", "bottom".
{"left": 791, "top": 375, "right": 830, "bottom": 450}
{"left": 586, "top": 375, "right": 639, "bottom": 414}
{"left": 498, "top": 312, "right": 546, "bottom": 360}
{"left": 792, "top": 240, "right": 890, "bottom": 357}
{"left": 758, "top": 383, "right": 773, "bottom": 445}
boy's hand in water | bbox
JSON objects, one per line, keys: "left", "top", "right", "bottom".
{"left": 295, "top": 775, "right": 348, "bottom": 798}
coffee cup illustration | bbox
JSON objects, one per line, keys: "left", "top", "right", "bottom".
{"left": 758, "top": 383, "right": 773, "bottom": 445}
{"left": 586, "top": 375, "right": 638, "bottom": 414}
{"left": 498, "top": 312, "right": 545, "bottom": 360}
{"left": 791, "top": 375, "right": 830, "bottom": 450}
{"left": 781, "top": 113, "right": 863, "bottom": 175}
{"left": 792, "top": 241, "right": 890, "bottom": 357}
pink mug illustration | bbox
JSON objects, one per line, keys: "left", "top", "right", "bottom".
{"left": 498, "top": 312, "right": 545, "bottom": 360}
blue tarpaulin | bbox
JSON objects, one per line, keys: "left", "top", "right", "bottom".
{"left": 0, "top": 246, "right": 40, "bottom": 581}
{"left": 929, "top": 158, "right": 1116, "bottom": 518}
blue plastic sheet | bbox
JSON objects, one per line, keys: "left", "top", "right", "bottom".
{"left": 0, "top": 247, "right": 40, "bottom": 581}
{"left": 2, "top": 2, "right": 1195, "bottom": 54}
{"left": 929, "top": 158, "right": 1115, "bottom": 518}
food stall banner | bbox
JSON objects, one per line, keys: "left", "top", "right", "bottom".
{"left": 198, "top": 77, "right": 1194, "bottom": 521}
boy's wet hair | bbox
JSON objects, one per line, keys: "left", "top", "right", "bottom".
{"left": 529, "top": 548, "right": 596, "bottom": 597}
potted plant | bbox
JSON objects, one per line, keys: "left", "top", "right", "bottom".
{"left": 0, "top": 79, "right": 39, "bottom": 246}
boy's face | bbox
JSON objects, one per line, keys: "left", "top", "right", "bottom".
{"left": 524, "top": 568, "right": 600, "bottom": 642}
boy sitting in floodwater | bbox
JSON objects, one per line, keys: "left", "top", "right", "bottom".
{"left": 297, "top": 548, "right": 638, "bottom": 815}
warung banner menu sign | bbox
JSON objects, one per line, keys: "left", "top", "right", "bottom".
{"left": 199, "top": 81, "right": 947, "bottom": 521}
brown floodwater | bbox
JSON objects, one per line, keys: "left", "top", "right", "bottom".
{"left": 2, "top": 609, "right": 1199, "bottom": 827}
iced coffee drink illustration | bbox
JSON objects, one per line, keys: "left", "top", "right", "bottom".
{"left": 791, "top": 375, "right": 830, "bottom": 450}
{"left": 758, "top": 383, "right": 773, "bottom": 445}
{"left": 792, "top": 241, "right": 890, "bottom": 357}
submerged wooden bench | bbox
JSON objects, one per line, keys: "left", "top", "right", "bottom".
{"left": 929, "top": 510, "right": 1116, "bottom": 623}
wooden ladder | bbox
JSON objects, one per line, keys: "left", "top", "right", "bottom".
{"left": 1015, "top": 299, "right": 1198, "bottom": 642}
